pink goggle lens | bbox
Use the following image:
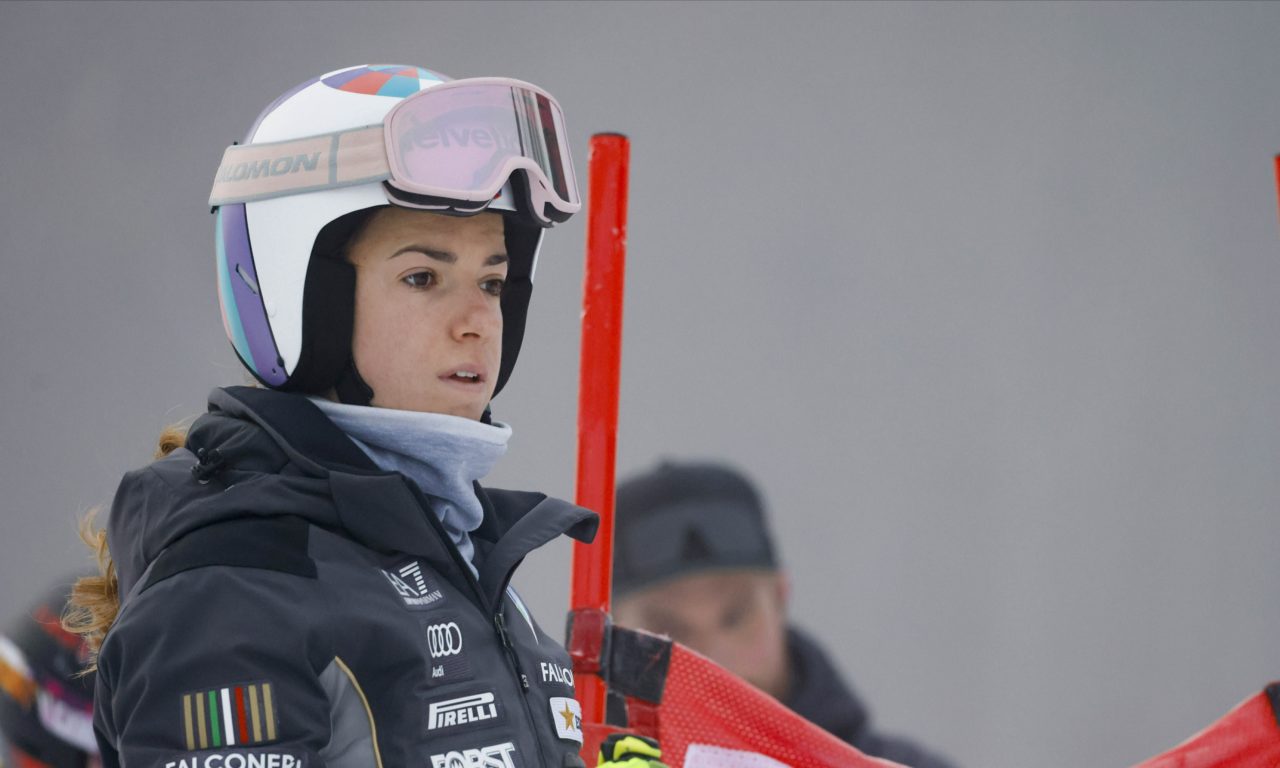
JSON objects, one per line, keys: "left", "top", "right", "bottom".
{"left": 386, "top": 80, "right": 578, "bottom": 209}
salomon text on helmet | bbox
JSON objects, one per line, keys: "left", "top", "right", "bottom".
{"left": 209, "top": 64, "right": 579, "bottom": 404}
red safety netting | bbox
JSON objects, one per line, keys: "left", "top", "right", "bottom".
{"left": 654, "top": 641, "right": 903, "bottom": 768}
{"left": 573, "top": 613, "right": 1280, "bottom": 768}
{"left": 572, "top": 614, "right": 901, "bottom": 767}
{"left": 1132, "top": 685, "right": 1280, "bottom": 768}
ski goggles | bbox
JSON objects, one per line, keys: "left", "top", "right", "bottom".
{"left": 208, "top": 77, "right": 579, "bottom": 227}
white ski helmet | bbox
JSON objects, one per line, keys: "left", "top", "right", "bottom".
{"left": 210, "top": 64, "right": 579, "bottom": 403}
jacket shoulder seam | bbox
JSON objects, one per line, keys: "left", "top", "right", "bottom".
{"left": 141, "top": 516, "right": 318, "bottom": 595}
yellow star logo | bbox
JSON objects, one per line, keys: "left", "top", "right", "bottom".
{"left": 559, "top": 702, "right": 579, "bottom": 731}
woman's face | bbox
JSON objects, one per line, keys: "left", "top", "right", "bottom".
{"left": 346, "top": 207, "right": 508, "bottom": 419}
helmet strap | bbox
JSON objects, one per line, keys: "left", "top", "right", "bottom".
{"left": 334, "top": 358, "right": 375, "bottom": 406}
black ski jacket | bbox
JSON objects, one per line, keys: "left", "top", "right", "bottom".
{"left": 95, "top": 386, "right": 598, "bottom": 768}
{"left": 784, "top": 628, "right": 957, "bottom": 768}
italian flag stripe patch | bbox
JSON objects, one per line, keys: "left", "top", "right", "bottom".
{"left": 183, "top": 682, "right": 277, "bottom": 749}
{"left": 235, "top": 686, "right": 249, "bottom": 744}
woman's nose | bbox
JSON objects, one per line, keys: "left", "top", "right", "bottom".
{"left": 450, "top": 290, "right": 501, "bottom": 341}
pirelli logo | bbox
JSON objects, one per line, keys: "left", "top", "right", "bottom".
{"left": 426, "top": 691, "right": 500, "bottom": 732}
{"left": 181, "top": 682, "right": 278, "bottom": 750}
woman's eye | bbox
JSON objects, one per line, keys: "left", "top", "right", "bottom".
{"left": 402, "top": 271, "right": 435, "bottom": 289}
{"left": 481, "top": 277, "right": 506, "bottom": 297}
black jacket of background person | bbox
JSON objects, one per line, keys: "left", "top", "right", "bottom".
{"left": 95, "top": 386, "right": 598, "bottom": 768}
{"left": 785, "top": 628, "right": 957, "bottom": 768}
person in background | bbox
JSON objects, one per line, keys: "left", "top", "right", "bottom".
{"left": 611, "top": 460, "right": 957, "bottom": 768}
{"left": 0, "top": 578, "right": 99, "bottom": 768}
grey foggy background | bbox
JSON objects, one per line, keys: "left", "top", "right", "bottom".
{"left": 2, "top": 2, "right": 1278, "bottom": 766}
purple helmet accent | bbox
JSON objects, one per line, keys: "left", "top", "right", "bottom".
{"left": 217, "top": 204, "right": 286, "bottom": 386}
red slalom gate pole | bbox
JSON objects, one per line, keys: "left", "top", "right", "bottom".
{"left": 1274, "top": 155, "right": 1280, "bottom": 227}
{"left": 570, "top": 133, "right": 630, "bottom": 757}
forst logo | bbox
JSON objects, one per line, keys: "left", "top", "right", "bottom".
{"left": 427, "top": 622, "right": 463, "bottom": 658}
{"left": 429, "top": 741, "right": 517, "bottom": 768}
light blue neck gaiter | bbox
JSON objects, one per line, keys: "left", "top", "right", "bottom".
{"left": 309, "top": 398, "right": 511, "bottom": 577}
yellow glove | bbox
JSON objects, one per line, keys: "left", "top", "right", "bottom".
{"left": 597, "top": 733, "right": 668, "bottom": 768}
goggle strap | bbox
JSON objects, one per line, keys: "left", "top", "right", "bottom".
{"left": 208, "top": 125, "right": 389, "bottom": 207}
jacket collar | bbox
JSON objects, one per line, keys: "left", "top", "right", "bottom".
{"left": 474, "top": 489, "right": 598, "bottom": 606}
{"left": 210, "top": 386, "right": 375, "bottom": 473}
{"left": 784, "top": 626, "right": 870, "bottom": 739}
{"left": 208, "top": 387, "right": 598, "bottom": 602}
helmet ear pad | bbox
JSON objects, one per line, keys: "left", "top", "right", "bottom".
{"left": 285, "top": 207, "right": 382, "bottom": 398}
{"left": 495, "top": 213, "right": 541, "bottom": 397}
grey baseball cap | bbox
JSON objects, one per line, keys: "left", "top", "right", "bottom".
{"left": 612, "top": 461, "right": 779, "bottom": 598}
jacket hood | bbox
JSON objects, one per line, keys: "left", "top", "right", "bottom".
{"left": 107, "top": 388, "right": 365, "bottom": 598}
{"left": 108, "top": 386, "right": 598, "bottom": 601}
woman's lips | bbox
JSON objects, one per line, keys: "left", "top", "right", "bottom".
{"left": 438, "top": 368, "right": 487, "bottom": 388}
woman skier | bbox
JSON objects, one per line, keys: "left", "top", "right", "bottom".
{"left": 65, "top": 63, "right": 637, "bottom": 768}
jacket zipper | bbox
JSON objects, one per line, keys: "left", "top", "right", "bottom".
{"left": 494, "top": 612, "right": 530, "bottom": 691}
{"left": 400, "top": 479, "right": 549, "bottom": 763}
{"left": 492, "top": 601, "right": 548, "bottom": 765}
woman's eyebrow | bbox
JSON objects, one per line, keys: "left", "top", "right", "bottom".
{"left": 390, "top": 245, "right": 455, "bottom": 262}
{"left": 388, "top": 247, "right": 509, "bottom": 266}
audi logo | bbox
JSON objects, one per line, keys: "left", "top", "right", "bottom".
{"left": 427, "top": 622, "right": 463, "bottom": 658}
